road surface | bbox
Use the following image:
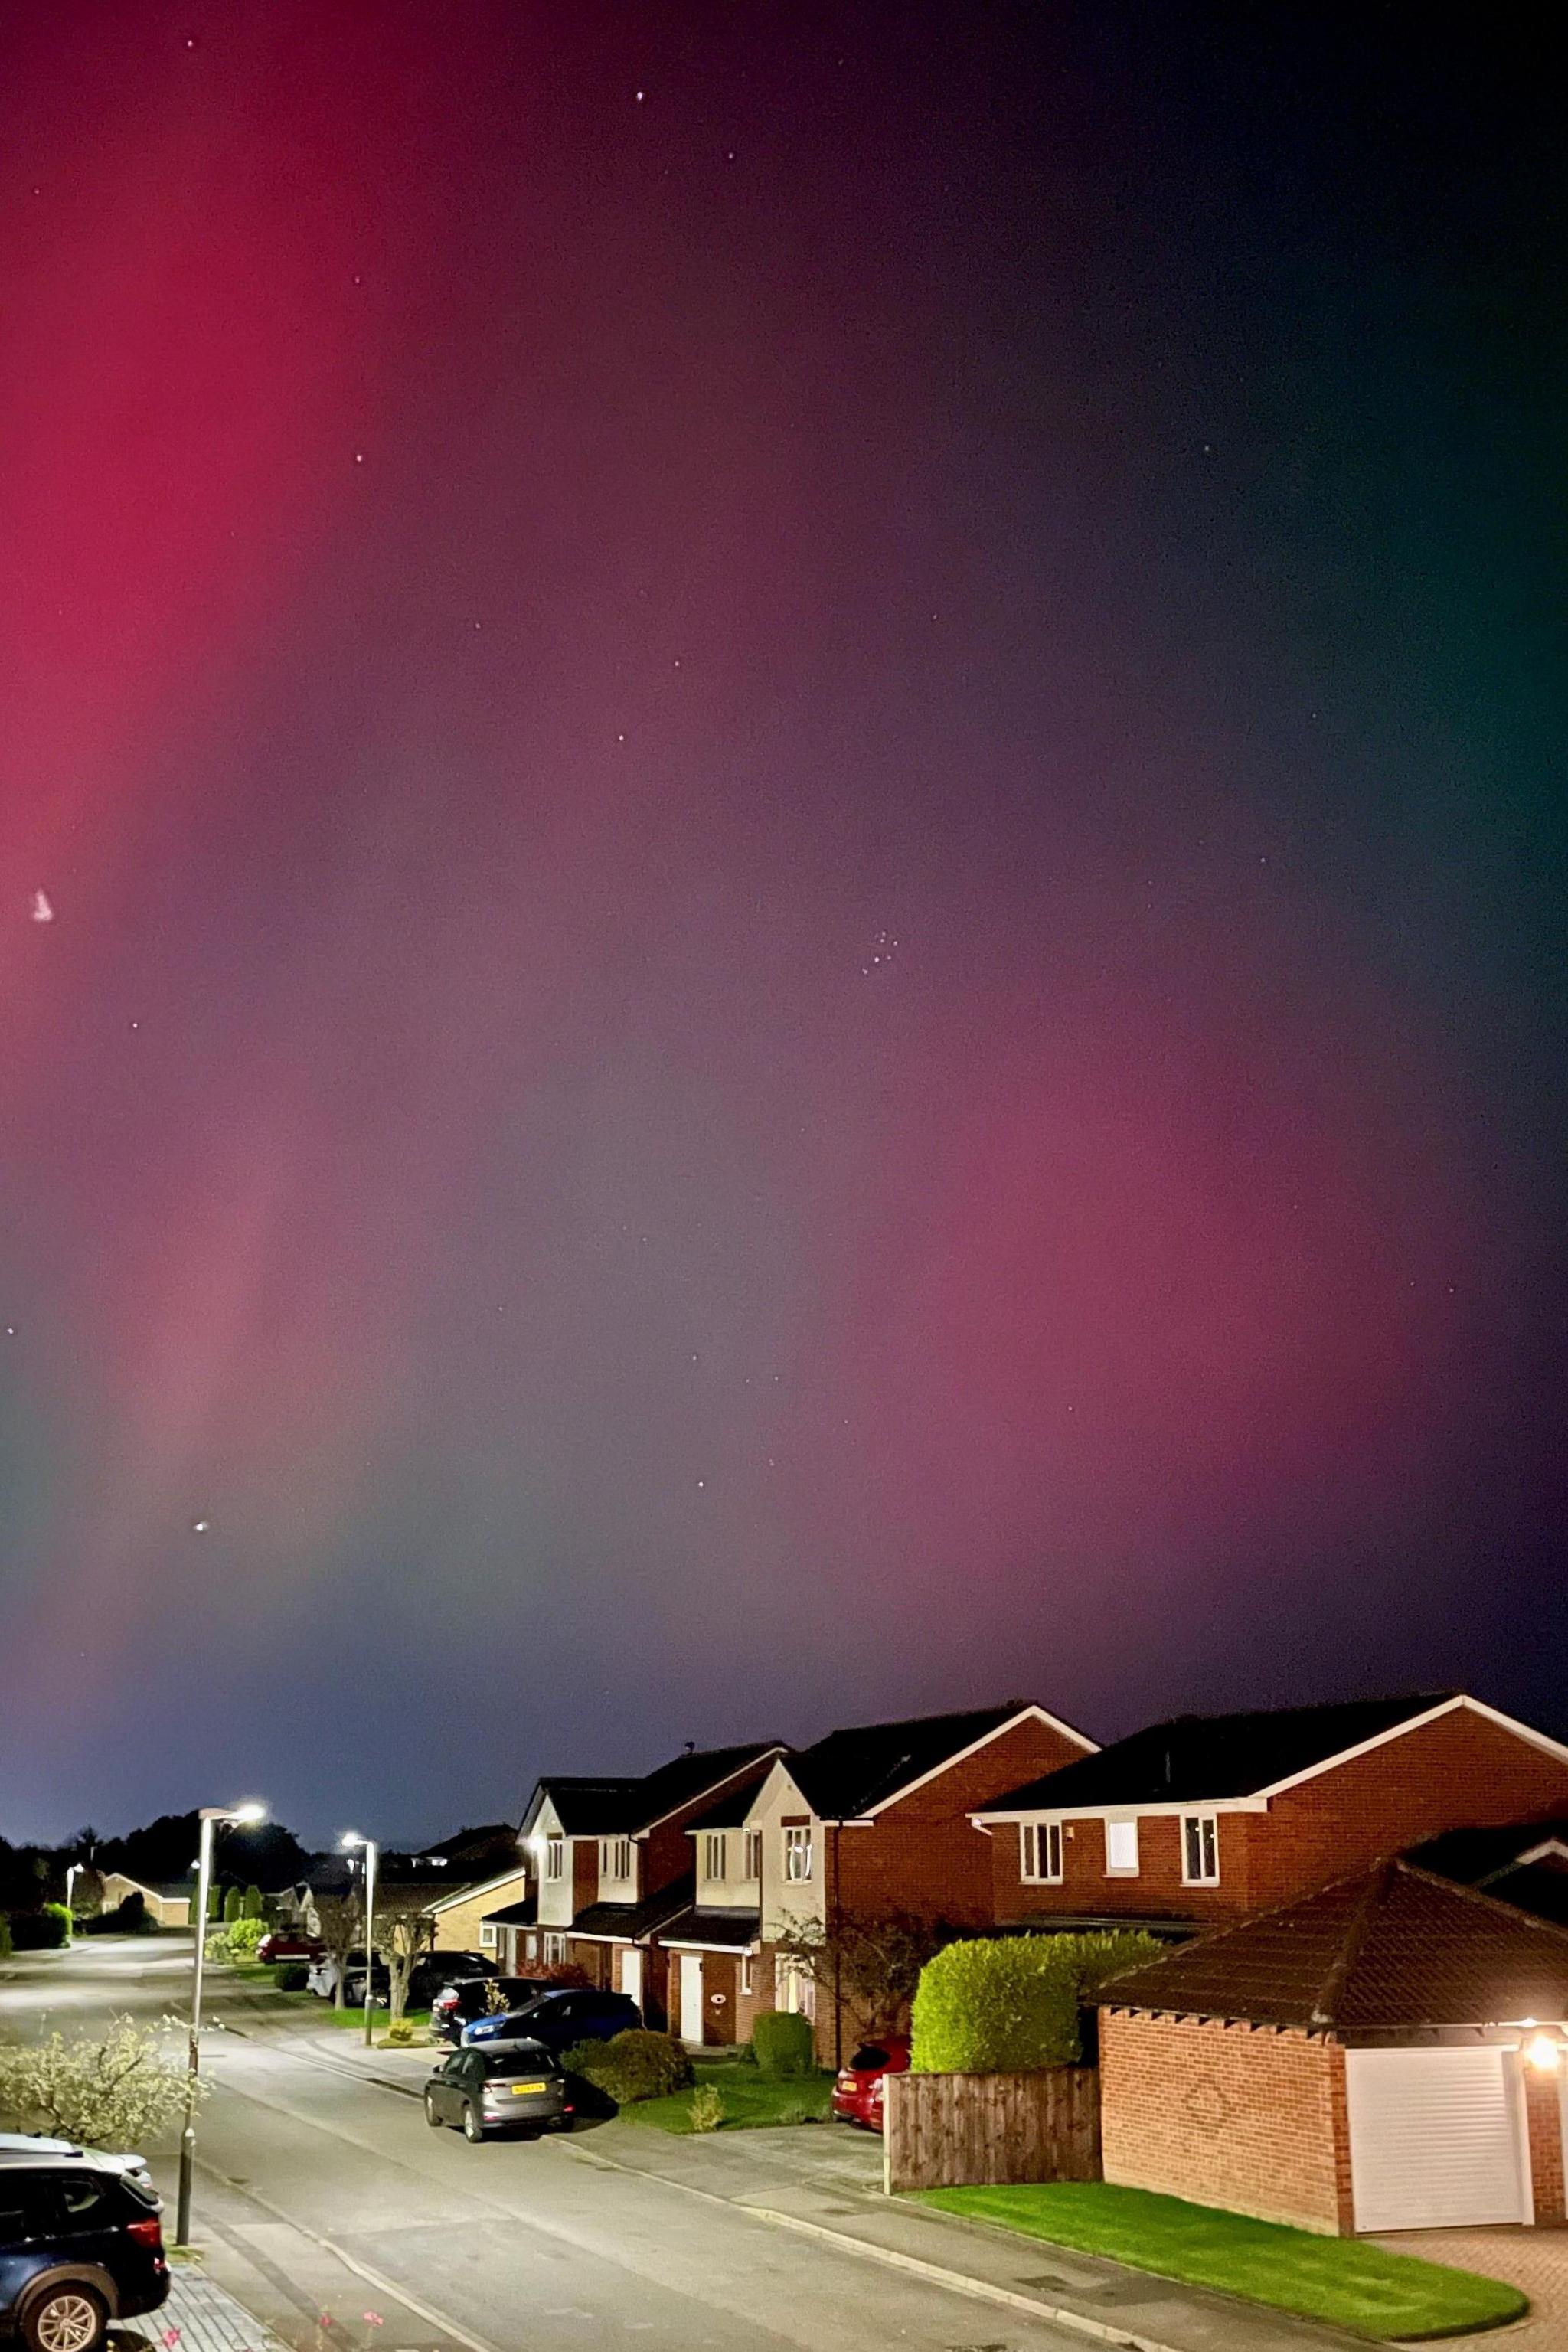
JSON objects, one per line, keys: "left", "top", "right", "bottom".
{"left": 1, "top": 1939, "right": 1080, "bottom": 2352}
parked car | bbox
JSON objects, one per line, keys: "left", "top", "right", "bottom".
{"left": 0, "top": 2136, "right": 168, "bottom": 2352}
{"left": 831, "top": 2034, "right": 910, "bottom": 2132}
{"left": 404, "top": 1952, "right": 495, "bottom": 2013}
{"left": 423, "top": 2043, "right": 567, "bottom": 2141}
{"left": 256, "top": 1929, "right": 321, "bottom": 1965}
{"left": 341, "top": 1958, "right": 391, "bottom": 2009}
{"left": 431, "top": 1974, "right": 544, "bottom": 2044}
{"left": 306, "top": 1949, "right": 380, "bottom": 2001}
{"left": 462, "top": 1988, "right": 640, "bottom": 2053}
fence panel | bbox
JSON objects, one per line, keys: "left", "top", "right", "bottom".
{"left": 883, "top": 2066, "right": 1101, "bottom": 2192}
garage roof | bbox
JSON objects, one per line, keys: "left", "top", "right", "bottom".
{"left": 1101, "top": 1860, "right": 1568, "bottom": 2033}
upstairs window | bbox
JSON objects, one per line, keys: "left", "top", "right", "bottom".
{"left": 743, "top": 1829, "right": 763, "bottom": 1881}
{"left": 702, "top": 1833, "right": 726, "bottom": 1882}
{"left": 599, "top": 1837, "right": 632, "bottom": 1883}
{"left": 544, "top": 1836, "right": 564, "bottom": 1881}
{"left": 1104, "top": 1819, "right": 1140, "bottom": 1877}
{"left": 783, "top": 1824, "right": 813, "bottom": 1882}
{"left": 1181, "top": 1813, "right": 1220, "bottom": 1886}
{"left": 1019, "top": 1821, "right": 1063, "bottom": 1883}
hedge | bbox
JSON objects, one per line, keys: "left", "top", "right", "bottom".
{"left": 911, "top": 1930, "right": 1161, "bottom": 2073}
{"left": 0, "top": 1916, "right": 12, "bottom": 1959}
{"left": 752, "top": 2011, "right": 815, "bottom": 2079}
{"left": 563, "top": 2030, "right": 693, "bottom": 2104}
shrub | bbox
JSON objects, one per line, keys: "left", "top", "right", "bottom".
{"left": 275, "top": 1963, "right": 310, "bottom": 1991}
{"left": 566, "top": 2030, "right": 694, "bottom": 2105}
{"left": 242, "top": 1885, "right": 263, "bottom": 1920}
{"left": 44, "top": 1902, "right": 71, "bottom": 1945}
{"left": 224, "top": 1918, "right": 265, "bottom": 1961}
{"left": 223, "top": 1886, "right": 242, "bottom": 1925}
{"left": 752, "top": 2011, "right": 815, "bottom": 2079}
{"left": 8, "top": 1909, "right": 68, "bottom": 1951}
{"left": 910, "top": 1931, "right": 1161, "bottom": 2073}
{"left": 688, "top": 2083, "right": 725, "bottom": 2132}
{"left": 385, "top": 2020, "right": 414, "bottom": 2046}
{"left": 82, "top": 1893, "right": 152, "bottom": 1936}
{"left": 0, "top": 1916, "right": 11, "bottom": 1959}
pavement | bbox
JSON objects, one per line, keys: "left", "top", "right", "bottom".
{"left": 117, "top": 2264, "right": 289, "bottom": 2352}
{"left": 1373, "top": 2231, "right": 1568, "bottom": 2350}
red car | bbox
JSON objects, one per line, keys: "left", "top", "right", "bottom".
{"left": 256, "top": 1927, "right": 322, "bottom": 1963}
{"left": 831, "top": 2033, "right": 910, "bottom": 2131}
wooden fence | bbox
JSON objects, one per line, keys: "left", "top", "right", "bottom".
{"left": 882, "top": 2066, "right": 1101, "bottom": 2192}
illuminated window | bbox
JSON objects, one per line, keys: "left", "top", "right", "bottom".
{"left": 784, "top": 1825, "right": 813, "bottom": 1882}
{"left": 1020, "top": 1821, "right": 1063, "bottom": 1883}
{"left": 1181, "top": 1814, "right": 1219, "bottom": 1886}
{"left": 1104, "top": 1819, "right": 1139, "bottom": 1877}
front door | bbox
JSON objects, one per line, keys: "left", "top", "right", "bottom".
{"left": 618, "top": 1946, "right": 643, "bottom": 2007}
{"left": 678, "top": 1953, "right": 704, "bottom": 2046}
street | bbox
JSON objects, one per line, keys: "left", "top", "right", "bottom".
{"left": 1, "top": 1941, "right": 1083, "bottom": 2352}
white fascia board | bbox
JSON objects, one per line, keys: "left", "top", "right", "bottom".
{"left": 971, "top": 1797, "right": 1269, "bottom": 1825}
{"left": 1248, "top": 1694, "right": 1568, "bottom": 1802}
{"left": 633, "top": 1746, "right": 790, "bottom": 1841}
{"left": 857, "top": 1706, "right": 1098, "bottom": 1821}
{"left": 424, "top": 1862, "right": 529, "bottom": 1914}
{"left": 660, "top": 1936, "right": 760, "bottom": 1955}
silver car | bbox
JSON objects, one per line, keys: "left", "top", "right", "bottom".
{"left": 423, "top": 2042, "right": 567, "bottom": 2141}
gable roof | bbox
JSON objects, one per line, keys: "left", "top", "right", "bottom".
{"left": 105, "top": 1873, "right": 191, "bottom": 1901}
{"left": 1102, "top": 1859, "right": 1568, "bottom": 2033}
{"left": 782, "top": 1704, "right": 1089, "bottom": 1821}
{"left": 522, "top": 1743, "right": 785, "bottom": 1841}
{"left": 1406, "top": 1817, "right": 1568, "bottom": 1889}
{"left": 978, "top": 1693, "right": 1471, "bottom": 1815}
{"left": 425, "top": 1861, "right": 530, "bottom": 1914}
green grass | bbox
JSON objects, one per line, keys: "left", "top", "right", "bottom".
{"left": 320, "top": 2004, "right": 431, "bottom": 2034}
{"left": 911, "top": 2184, "right": 1527, "bottom": 2341}
{"left": 619, "top": 2057, "right": 833, "bottom": 2134}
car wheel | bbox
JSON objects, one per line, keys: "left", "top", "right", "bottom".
{"left": 462, "top": 2102, "right": 485, "bottom": 2143}
{"left": 23, "top": 2287, "right": 107, "bottom": 2352}
{"left": 424, "top": 2092, "right": 443, "bottom": 2128}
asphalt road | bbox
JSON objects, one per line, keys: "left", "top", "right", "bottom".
{"left": 0, "top": 1941, "right": 1081, "bottom": 2352}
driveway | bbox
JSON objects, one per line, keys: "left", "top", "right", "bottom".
{"left": 1373, "top": 2230, "right": 1568, "bottom": 2347}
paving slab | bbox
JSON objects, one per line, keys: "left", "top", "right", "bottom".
{"left": 117, "top": 2263, "right": 289, "bottom": 2352}
{"left": 1373, "top": 2230, "right": 1566, "bottom": 2349}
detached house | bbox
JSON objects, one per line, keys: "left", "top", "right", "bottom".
{"left": 973, "top": 1693, "right": 1568, "bottom": 1936}
{"left": 518, "top": 1742, "right": 785, "bottom": 2029}
{"left": 724, "top": 1702, "right": 1096, "bottom": 2063}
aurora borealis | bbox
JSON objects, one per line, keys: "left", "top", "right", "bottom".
{"left": 2, "top": 5, "right": 1564, "bottom": 1841}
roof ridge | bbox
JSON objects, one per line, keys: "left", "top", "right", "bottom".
{"left": 1395, "top": 1856, "right": 1568, "bottom": 1948}
{"left": 1308, "top": 1857, "right": 1392, "bottom": 2029}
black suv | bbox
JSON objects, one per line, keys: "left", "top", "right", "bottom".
{"left": 0, "top": 2138, "right": 168, "bottom": 2352}
{"left": 431, "top": 1975, "right": 548, "bottom": 2043}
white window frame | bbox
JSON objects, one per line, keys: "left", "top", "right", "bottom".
{"left": 783, "top": 1824, "right": 813, "bottom": 1883}
{"left": 743, "top": 1828, "right": 762, "bottom": 1882}
{"left": 544, "top": 1836, "right": 565, "bottom": 1881}
{"left": 701, "top": 1833, "right": 726, "bottom": 1882}
{"left": 599, "top": 1836, "right": 632, "bottom": 1883}
{"left": 1104, "top": 1818, "right": 1140, "bottom": 1877}
{"left": 479, "top": 1922, "right": 498, "bottom": 1950}
{"left": 739, "top": 1953, "right": 753, "bottom": 1996}
{"left": 1019, "top": 1820, "right": 1063, "bottom": 1883}
{"left": 543, "top": 1932, "right": 567, "bottom": 1965}
{"left": 1181, "top": 1812, "right": 1220, "bottom": 1886}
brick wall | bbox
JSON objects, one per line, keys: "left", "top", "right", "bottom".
{"left": 996, "top": 1811, "right": 1248, "bottom": 1926}
{"left": 1524, "top": 2063, "right": 1566, "bottom": 2226}
{"left": 1101, "top": 2010, "right": 1353, "bottom": 2234}
{"left": 429, "top": 1871, "right": 529, "bottom": 1952}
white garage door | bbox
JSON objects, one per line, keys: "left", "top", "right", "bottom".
{"left": 1346, "top": 2047, "right": 1531, "bottom": 2232}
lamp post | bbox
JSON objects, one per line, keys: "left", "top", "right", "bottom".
{"left": 341, "top": 1834, "right": 378, "bottom": 2047}
{"left": 175, "top": 1801, "right": 266, "bottom": 2247}
{"left": 64, "top": 1864, "right": 80, "bottom": 1936}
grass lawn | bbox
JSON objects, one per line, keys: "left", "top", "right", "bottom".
{"left": 911, "top": 2184, "right": 1527, "bottom": 2341}
{"left": 619, "top": 2057, "right": 833, "bottom": 2135}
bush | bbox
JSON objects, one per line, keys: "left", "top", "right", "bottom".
{"left": 911, "top": 1930, "right": 1161, "bottom": 2073}
{"left": 242, "top": 1885, "right": 263, "bottom": 1920}
{"left": 688, "top": 2083, "right": 725, "bottom": 2132}
{"left": 275, "top": 1963, "right": 310, "bottom": 1991}
{"left": 385, "top": 2020, "right": 414, "bottom": 2046}
{"left": 565, "top": 2030, "right": 694, "bottom": 2105}
{"left": 8, "top": 1909, "right": 68, "bottom": 1951}
{"left": 0, "top": 1916, "right": 11, "bottom": 1959}
{"left": 220, "top": 1918, "right": 265, "bottom": 1962}
{"left": 752, "top": 2011, "right": 815, "bottom": 2079}
{"left": 44, "top": 1902, "right": 71, "bottom": 1945}
{"left": 81, "top": 1893, "right": 153, "bottom": 1936}
{"left": 223, "top": 1886, "right": 242, "bottom": 1925}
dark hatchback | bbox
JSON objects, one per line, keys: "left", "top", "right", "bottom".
{"left": 423, "top": 2044, "right": 567, "bottom": 2141}
{"left": 0, "top": 2141, "right": 168, "bottom": 2352}
{"left": 431, "top": 1974, "right": 545, "bottom": 2043}
{"left": 461, "top": 1988, "right": 640, "bottom": 2053}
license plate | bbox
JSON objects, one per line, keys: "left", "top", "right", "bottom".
{"left": 511, "top": 2082, "right": 547, "bottom": 2096}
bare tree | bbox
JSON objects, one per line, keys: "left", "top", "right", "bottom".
{"left": 372, "top": 1888, "right": 435, "bottom": 2026}
{"left": 313, "top": 1890, "right": 362, "bottom": 2012}
{"left": 773, "top": 1906, "right": 956, "bottom": 2037}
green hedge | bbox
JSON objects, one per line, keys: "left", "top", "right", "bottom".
{"left": 564, "top": 2030, "right": 693, "bottom": 2104}
{"left": 8, "top": 1908, "right": 69, "bottom": 1951}
{"left": 911, "top": 1931, "right": 1160, "bottom": 2073}
{"left": 752, "top": 2011, "right": 815, "bottom": 2079}
{"left": 0, "top": 1916, "right": 12, "bottom": 1959}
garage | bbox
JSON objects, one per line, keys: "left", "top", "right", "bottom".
{"left": 1345, "top": 2047, "right": 1531, "bottom": 2231}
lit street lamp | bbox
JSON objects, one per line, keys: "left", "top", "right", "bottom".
{"left": 64, "top": 1863, "right": 80, "bottom": 1932}
{"left": 175, "top": 1801, "right": 266, "bottom": 2246}
{"left": 341, "top": 1833, "right": 378, "bottom": 2047}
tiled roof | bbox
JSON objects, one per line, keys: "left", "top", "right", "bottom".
{"left": 570, "top": 1872, "right": 694, "bottom": 1942}
{"left": 786, "top": 1704, "right": 1036, "bottom": 1820}
{"left": 528, "top": 1743, "right": 783, "bottom": 1838}
{"left": 1406, "top": 1817, "right": 1568, "bottom": 1887}
{"left": 685, "top": 1785, "right": 762, "bottom": 1831}
{"left": 985, "top": 1694, "right": 1459, "bottom": 1814}
{"left": 481, "top": 1894, "right": 537, "bottom": 1927}
{"left": 1102, "top": 1860, "right": 1568, "bottom": 2031}
{"left": 659, "top": 1906, "right": 761, "bottom": 1951}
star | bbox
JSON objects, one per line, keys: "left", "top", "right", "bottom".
{"left": 192, "top": 1519, "right": 211, "bottom": 1534}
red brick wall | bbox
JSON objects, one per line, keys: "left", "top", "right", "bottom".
{"left": 573, "top": 1840, "right": 596, "bottom": 1915}
{"left": 1101, "top": 2010, "right": 1354, "bottom": 2234}
{"left": 640, "top": 1758, "right": 777, "bottom": 1896}
{"left": 996, "top": 1706, "right": 1568, "bottom": 1926}
{"left": 1524, "top": 2063, "right": 1566, "bottom": 2226}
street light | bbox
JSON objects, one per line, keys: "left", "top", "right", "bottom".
{"left": 341, "top": 1834, "right": 378, "bottom": 2047}
{"left": 175, "top": 1801, "right": 266, "bottom": 2246}
{"left": 64, "top": 1864, "right": 80, "bottom": 1933}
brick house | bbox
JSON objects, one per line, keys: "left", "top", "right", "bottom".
{"left": 426, "top": 1863, "right": 533, "bottom": 1961}
{"left": 518, "top": 1743, "right": 784, "bottom": 2029}
{"left": 973, "top": 1694, "right": 1568, "bottom": 1937}
{"left": 717, "top": 1702, "right": 1096, "bottom": 2063}
{"left": 1099, "top": 1860, "right": 1568, "bottom": 2235}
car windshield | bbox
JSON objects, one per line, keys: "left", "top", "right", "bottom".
{"left": 850, "top": 2047, "right": 890, "bottom": 2069}
{"left": 482, "top": 2046, "right": 557, "bottom": 2077}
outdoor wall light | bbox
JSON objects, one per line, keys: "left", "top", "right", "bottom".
{"left": 1526, "top": 2032, "right": 1561, "bottom": 2073}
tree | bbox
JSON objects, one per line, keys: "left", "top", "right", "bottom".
{"left": 242, "top": 1884, "right": 263, "bottom": 1920}
{"left": 313, "top": 1892, "right": 362, "bottom": 2012}
{"left": 371, "top": 1888, "right": 435, "bottom": 2026}
{"left": 0, "top": 2015, "right": 200, "bottom": 2148}
{"left": 773, "top": 1906, "right": 956, "bottom": 2040}
{"left": 223, "top": 1884, "right": 242, "bottom": 1926}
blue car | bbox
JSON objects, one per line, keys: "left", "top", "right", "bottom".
{"left": 462, "top": 1987, "right": 640, "bottom": 2052}
{"left": 0, "top": 2136, "right": 168, "bottom": 2352}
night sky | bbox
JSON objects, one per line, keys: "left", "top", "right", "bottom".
{"left": 3, "top": 4, "right": 1565, "bottom": 1847}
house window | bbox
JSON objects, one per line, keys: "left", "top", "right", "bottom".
{"left": 543, "top": 1932, "right": 567, "bottom": 1965}
{"left": 743, "top": 1829, "right": 762, "bottom": 1881}
{"left": 783, "top": 1825, "right": 813, "bottom": 1882}
{"left": 544, "top": 1837, "right": 564, "bottom": 1881}
{"left": 1020, "top": 1821, "right": 1063, "bottom": 1883}
{"left": 740, "top": 1953, "right": 753, "bottom": 1997}
{"left": 702, "top": 1834, "right": 726, "bottom": 1882}
{"left": 524, "top": 1932, "right": 539, "bottom": 1962}
{"left": 775, "top": 1954, "right": 815, "bottom": 2020}
{"left": 479, "top": 1922, "right": 498, "bottom": 1950}
{"left": 599, "top": 1838, "right": 632, "bottom": 1882}
{"left": 1181, "top": 1813, "right": 1219, "bottom": 1886}
{"left": 1104, "top": 1819, "right": 1140, "bottom": 1877}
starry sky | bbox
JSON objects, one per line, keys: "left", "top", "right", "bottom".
{"left": 3, "top": 3, "right": 1565, "bottom": 1847}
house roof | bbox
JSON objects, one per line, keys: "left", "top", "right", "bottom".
{"left": 569, "top": 1873, "right": 695, "bottom": 1944}
{"left": 524, "top": 1743, "right": 784, "bottom": 1840}
{"left": 425, "top": 1862, "right": 531, "bottom": 1914}
{"left": 106, "top": 1874, "right": 191, "bottom": 1901}
{"left": 481, "top": 1895, "right": 537, "bottom": 1928}
{"left": 659, "top": 1905, "right": 761, "bottom": 1952}
{"left": 784, "top": 1704, "right": 1051, "bottom": 1820}
{"left": 686, "top": 1785, "right": 763, "bottom": 1832}
{"left": 1101, "top": 1860, "right": 1568, "bottom": 2033}
{"left": 981, "top": 1693, "right": 1465, "bottom": 1815}
{"left": 1406, "top": 1818, "right": 1568, "bottom": 1888}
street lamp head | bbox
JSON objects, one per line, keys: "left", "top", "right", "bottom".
{"left": 233, "top": 1802, "right": 267, "bottom": 1827}
{"left": 341, "top": 1831, "right": 367, "bottom": 1852}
